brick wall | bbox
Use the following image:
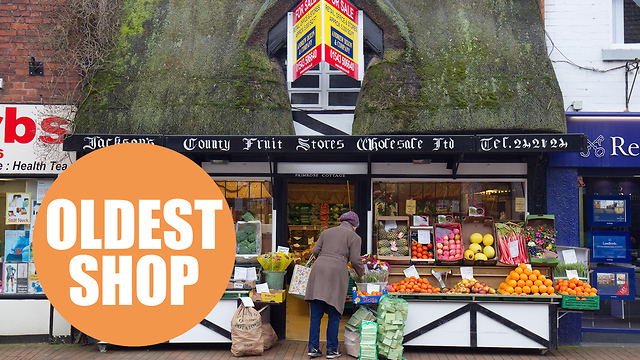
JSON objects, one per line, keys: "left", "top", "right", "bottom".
{"left": 0, "top": 0, "right": 81, "bottom": 104}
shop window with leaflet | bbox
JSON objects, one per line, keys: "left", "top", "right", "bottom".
{"left": 580, "top": 176, "right": 640, "bottom": 332}
{"left": 1, "top": 179, "right": 49, "bottom": 296}
{"left": 215, "top": 180, "right": 273, "bottom": 257}
{"left": 372, "top": 181, "right": 526, "bottom": 223}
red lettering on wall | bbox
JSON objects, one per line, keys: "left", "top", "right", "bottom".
{"left": 40, "top": 117, "right": 70, "bottom": 144}
{"left": 4, "top": 107, "right": 36, "bottom": 144}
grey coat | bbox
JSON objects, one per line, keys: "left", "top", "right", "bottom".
{"left": 305, "top": 221, "right": 365, "bottom": 314}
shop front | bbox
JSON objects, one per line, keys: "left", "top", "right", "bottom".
{"left": 549, "top": 113, "right": 640, "bottom": 344}
{"left": 64, "top": 132, "right": 585, "bottom": 346}
{"left": 0, "top": 105, "right": 74, "bottom": 342}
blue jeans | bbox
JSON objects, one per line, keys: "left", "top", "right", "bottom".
{"left": 308, "top": 300, "right": 340, "bottom": 351}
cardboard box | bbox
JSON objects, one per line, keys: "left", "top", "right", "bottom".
{"left": 250, "top": 289, "right": 286, "bottom": 303}
{"left": 461, "top": 216, "right": 497, "bottom": 266}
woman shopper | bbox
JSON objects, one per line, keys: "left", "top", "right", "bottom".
{"left": 305, "top": 211, "right": 365, "bottom": 359}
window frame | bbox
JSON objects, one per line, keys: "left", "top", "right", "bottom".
{"left": 287, "top": 62, "right": 361, "bottom": 111}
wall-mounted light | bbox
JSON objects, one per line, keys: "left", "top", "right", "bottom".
{"left": 29, "top": 57, "right": 43, "bottom": 76}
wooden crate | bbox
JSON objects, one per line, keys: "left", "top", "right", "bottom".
{"left": 376, "top": 216, "right": 411, "bottom": 264}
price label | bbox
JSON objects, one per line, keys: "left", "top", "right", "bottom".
{"left": 234, "top": 267, "right": 247, "bottom": 281}
{"left": 277, "top": 246, "right": 290, "bottom": 254}
{"left": 460, "top": 267, "right": 474, "bottom": 280}
{"left": 367, "top": 284, "right": 381, "bottom": 294}
{"left": 418, "top": 229, "right": 431, "bottom": 244}
{"left": 509, "top": 241, "right": 519, "bottom": 258}
{"left": 562, "top": 249, "right": 578, "bottom": 264}
{"left": 241, "top": 297, "right": 255, "bottom": 307}
{"left": 566, "top": 269, "right": 579, "bottom": 280}
{"left": 256, "top": 283, "right": 270, "bottom": 293}
{"left": 403, "top": 265, "right": 420, "bottom": 279}
{"left": 233, "top": 282, "right": 244, "bottom": 289}
{"left": 246, "top": 267, "right": 257, "bottom": 281}
{"left": 525, "top": 264, "right": 532, "bottom": 271}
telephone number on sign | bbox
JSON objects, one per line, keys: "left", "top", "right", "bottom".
{"left": 296, "top": 48, "right": 318, "bottom": 69}
{"left": 479, "top": 136, "right": 569, "bottom": 152}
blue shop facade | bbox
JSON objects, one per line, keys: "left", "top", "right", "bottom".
{"left": 549, "top": 112, "right": 640, "bottom": 344}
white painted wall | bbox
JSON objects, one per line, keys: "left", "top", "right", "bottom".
{"left": 545, "top": 0, "right": 640, "bottom": 112}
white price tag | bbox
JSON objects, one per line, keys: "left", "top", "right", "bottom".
{"left": 241, "top": 297, "right": 255, "bottom": 307}
{"left": 403, "top": 265, "right": 420, "bottom": 279}
{"left": 277, "top": 246, "right": 290, "bottom": 254}
{"left": 246, "top": 267, "right": 257, "bottom": 281}
{"left": 366, "top": 284, "right": 381, "bottom": 294}
{"left": 566, "top": 269, "right": 579, "bottom": 280}
{"left": 562, "top": 249, "right": 578, "bottom": 264}
{"left": 384, "top": 220, "right": 397, "bottom": 231}
{"left": 525, "top": 264, "right": 532, "bottom": 271}
{"left": 256, "top": 283, "right": 270, "bottom": 293}
{"left": 234, "top": 267, "right": 247, "bottom": 281}
{"left": 509, "top": 241, "right": 519, "bottom": 258}
{"left": 460, "top": 267, "right": 474, "bottom": 280}
{"left": 233, "top": 282, "right": 244, "bottom": 289}
{"left": 418, "top": 229, "right": 431, "bottom": 244}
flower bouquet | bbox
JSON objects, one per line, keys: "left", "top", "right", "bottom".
{"left": 524, "top": 224, "right": 559, "bottom": 265}
{"left": 258, "top": 252, "right": 294, "bottom": 271}
{"left": 349, "top": 254, "right": 390, "bottom": 284}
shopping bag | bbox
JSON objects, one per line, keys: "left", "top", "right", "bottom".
{"left": 231, "top": 303, "right": 263, "bottom": 356}
{"left": 288, "top": 255, "right": 314, "bottom": 299}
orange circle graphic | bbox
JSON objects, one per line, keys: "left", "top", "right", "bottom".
{"left": 33, "top": 143, "right": 236, "bottom": 346}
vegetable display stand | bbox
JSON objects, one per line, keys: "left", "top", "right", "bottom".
{"left": 401, "top": 297, "right": 559, "bottom": 350}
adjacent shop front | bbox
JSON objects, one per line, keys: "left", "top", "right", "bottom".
{"left": 550, "top": 113, "right": 640, "bottom": 344}
{"left": 0, "top": 104, "right": 74, "bottom": 341}
{"left": 63, "top": 132, "right": 585, "bottom": 348}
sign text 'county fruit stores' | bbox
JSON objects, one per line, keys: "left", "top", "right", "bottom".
{"left": 288, "top": 0, "right": 363, "bottom": 81}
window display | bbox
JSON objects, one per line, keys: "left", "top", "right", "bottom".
{"left": 215, "top": 180, "right": 272, "bottom": 259}
{"left": 372, "top": 181, "right": 526, "bottom": 223}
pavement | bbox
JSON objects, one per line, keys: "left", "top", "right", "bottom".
{"left": 2, "top": 341, "right": 640, "bottom": 360}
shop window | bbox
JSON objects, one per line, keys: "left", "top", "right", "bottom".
{"left": 372, "top": 181, "right": 526, "bottom": 223}
{"left": 1, "top": 179, "right": 51, "bottom": 296}
{"left": 613, "top": 0, "right": 640, "bottom": 44}
{"left": 286, "top": 181, "right": 355, "bottom": 263}
{"left": 215, "top": 180, "right": 273, "bottom": 224}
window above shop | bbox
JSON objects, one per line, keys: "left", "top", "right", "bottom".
{"left": 604, "top": 0, "right": 640, "bottom": 60}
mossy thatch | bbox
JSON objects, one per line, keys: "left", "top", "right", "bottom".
{"left": 76, "top": 0, "right": 564, "bottom": 136}
{"left": 75, "top": 0, "right": 295, "bottom": 135}
{"left": 351, "top": 0, "right": 565, "bottom": 134}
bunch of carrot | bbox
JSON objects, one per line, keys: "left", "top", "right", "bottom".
{"left": 495, "top": 222, "right": 529, "bottom": 265}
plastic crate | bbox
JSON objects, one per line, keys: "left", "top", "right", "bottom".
{"left": 561, "top": 295, "right": 600, "bottom": 310}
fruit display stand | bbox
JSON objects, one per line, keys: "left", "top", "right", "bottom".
{"left": 386, "top": 264, "right": 560, "bottom": 351}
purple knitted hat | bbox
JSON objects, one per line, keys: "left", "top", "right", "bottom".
{"left": 339, "top": 211, "right": 360, "bottom": 228}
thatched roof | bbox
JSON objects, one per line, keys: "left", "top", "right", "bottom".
{"left": 75, "top": 0, "right": 565, "bottom": 135}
